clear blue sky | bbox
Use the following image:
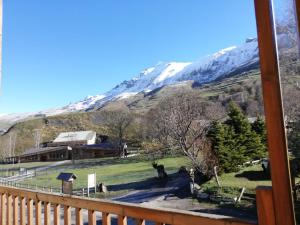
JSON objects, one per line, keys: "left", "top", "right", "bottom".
{"left": 1, "top": 0, "right": 257, "bottom": 114}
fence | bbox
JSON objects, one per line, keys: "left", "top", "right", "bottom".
{"left": 0, "top": 185, "right": 256, "bottom": 225}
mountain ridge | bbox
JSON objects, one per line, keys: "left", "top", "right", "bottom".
{"left": 0, "top": 38, "right": 260, "bottom": 129}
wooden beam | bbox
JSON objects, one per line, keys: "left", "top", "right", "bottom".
{"left": 256, "top": 186, "right": 276, "bottom": 225}
{"left": 254, "top": 0, "right": 296, "bottom": 225}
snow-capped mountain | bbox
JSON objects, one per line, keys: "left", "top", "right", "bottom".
{"left": 69, "top": 38, "right": 258, "bottom": 111}
{"left": 0, "top": 38, "right": 260, "bottom": 129}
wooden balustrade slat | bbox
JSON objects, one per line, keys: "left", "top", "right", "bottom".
{"left": 13, "top": 196, "right": 18, "bottom": 225}
{"left": 44, "top": 202, "right": 51, "bottom": 225}
{"left": 102, "top": 212, "right": 111, "bottom": 225}
{"left": 136, "top": 219, "right": 145, "bottom": 225}
{"left": 64, "top": 205, "right": 71, "bottom": 225}
{"left": 88, "top": 210, "right": 96, "bottom": 225}
{"left": 20, "top": 197, "right": 26, "bottom": 225}
{"left": 76, "top": 208, "right": 83, "bottom": 225}
{"left": 0, "top": 186, "right": 255, "bottom": 225}
{"left": 0, "top": 194, "right": 6, "bottom": 225}
{"left": 6, "top": 194, "right": 12, "bottom": 225}
{"left": 35, "top": 200, "right": 42, "bottom": 225}
{"left": 54, "top": 204, "right": 60, "bottom": 225}
{"left": 27, "top": 199, "right": 34, "bottom": 225}
{"left": 118, "top": 215, "right": 127, "bottom": 225}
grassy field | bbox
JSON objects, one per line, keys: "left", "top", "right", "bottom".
{"left": 19, "top": 156, "right": 190, "bottom": 191}
{"left": 203, "top": 164, "right": 300, "bottom": 191}
{"left": 203, "top": 164, "right": 271, "bottom": 191}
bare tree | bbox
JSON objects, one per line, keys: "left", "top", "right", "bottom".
{"left": 101, "top": 110, "right": 133, "bottom": 156}
{"left": 146, "top": 92, "right": 219, "bottom": 177}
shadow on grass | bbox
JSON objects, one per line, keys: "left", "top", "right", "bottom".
{"left": 107, "top": 172, "right": 189, "bottom": 192}
{"left": 235, "top": 170, "right": 270, "bottom": 181}
{"left": 108, "top": 172, "right": 191, "bottom": 203}
{"left": 60, "top": 157, "right": 151, "bottom": 171}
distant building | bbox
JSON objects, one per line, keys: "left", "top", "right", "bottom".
{"left": 5, "top": 131, "right": 118, "bottom": 163}
{"left": 48, "top": 130, "right": 97, "bottom": 147}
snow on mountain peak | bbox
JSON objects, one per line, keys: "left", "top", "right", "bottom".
{"left": 153, "top": 62, "right": 192, "bottom": 84}
{"left": 213, "top": 46, "right": 237, "bottom": 57}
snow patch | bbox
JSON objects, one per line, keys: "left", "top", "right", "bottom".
{"left": 116, "top": 92, "right": 138, "bottom": 100}
{"left": 153, "top": 62, "right": 191, "bottom": 84}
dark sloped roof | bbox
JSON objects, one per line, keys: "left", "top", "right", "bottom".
{"left": 56, "top": 173, "right": 77, "bottom": 182}
{"left": 20, "top": 146, "right": 68, "bottom": 157}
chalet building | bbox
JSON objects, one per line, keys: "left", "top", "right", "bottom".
{"left": 48, "top": 130, "right": 97, "bottom": 147}
{"left": 5, "top": 131, "right": 118, "bottom": 163}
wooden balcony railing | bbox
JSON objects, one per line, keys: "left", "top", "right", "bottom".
{"left": 0, "top": 185, "right": 257, "bottom": 225}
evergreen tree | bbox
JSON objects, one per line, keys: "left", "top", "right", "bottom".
{"left": 209, "top": 121, "right": 245, "bottom": 173}
{"left": 208, "top": 102, "right": 267, "bottom": 173}
{"left": 252, "top": 116, "right": 267, "bottom": 144}
{"left": 226, "top": 102, "right": 251, "bottom": 134}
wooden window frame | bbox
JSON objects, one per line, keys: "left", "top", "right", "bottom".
{"left": 254, "top": 0, "right": 300, "bottom": 225}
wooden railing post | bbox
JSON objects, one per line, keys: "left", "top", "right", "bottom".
{"left": 102, "top": 212, "right": 111, "bottom": 225}
{"left": 256, "top": 186, "right": 276, "bottom": 225}
{"left": 20, "top": 197, "right": 26, "bottom": 225}
{"left": 0, "top": 193, "right": 6, "bottom": 225}
{"left": 136, "top": 219, "right": 145, "bottom": 225}
{"left": 88, "top": 210, "right": 96, "bottom": 225}
{"left": 135, "top": 219, "right": 146, "bottom": 225}
{"left": 254, "top": 0, "right": 296, "bottom": 224}
{"left": 44, "top": 202, "right": 51, "bottom": 225}
{"left": 12, "top": 196, "right": 18, "bottom": 225}
{"left": 53, "top": 204, "right": 60, "bottom": 225}
{"left": 118, "top": 215, "right": 127, "bottom": 225}
{"left": 64, "top": 205, "right": 71, "bottom": 225}
{"left": 27, "top": 199, "right": 34, "bottom": 225}
{"left": 35, "top": 200, "right": 42, "bottom": 225}
{"left": 6, "top": 194, "right": 12, "bottom": 225}
{"left": 76, "top": 208, "right": 83, "bottom": 225}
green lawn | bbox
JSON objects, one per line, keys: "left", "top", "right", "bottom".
{"left": 19, "top": 156, "right": 190, "bottom": 190}
{"left": 203, "top": 164, "right": 271, "bottom": 191}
